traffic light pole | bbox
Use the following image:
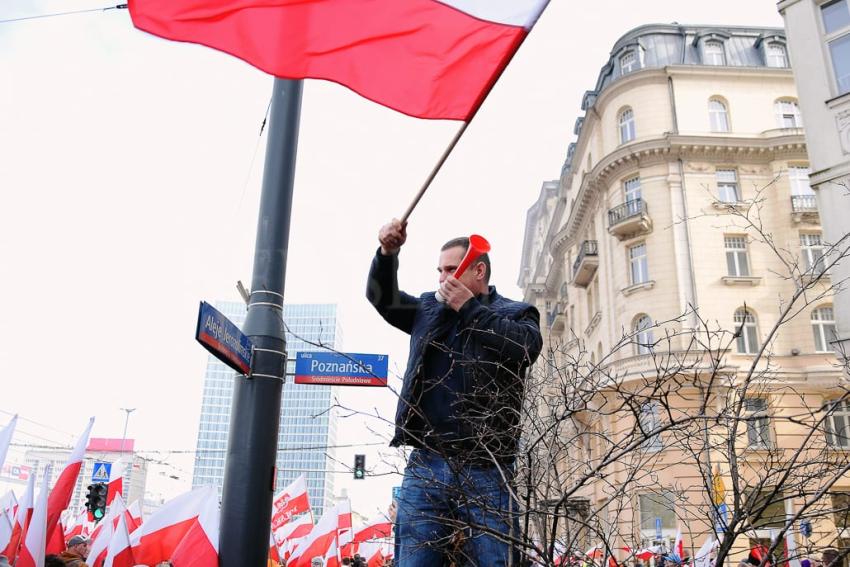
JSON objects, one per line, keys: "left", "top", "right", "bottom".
{"left": 219, "top": 78, "right": 303, "bottom": 567}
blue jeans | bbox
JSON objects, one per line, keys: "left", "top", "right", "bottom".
{"left": 395, "top": 449, "right": 518, "bottom": 566}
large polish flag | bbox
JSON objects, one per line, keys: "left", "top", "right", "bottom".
{"left": 2, "top": 471, "right": 35, "bottom": 561}
{"left": 128, "top": 0, "right": 551, "bottom": 121}
{"left": 271, "top": 474, "right": 311, "bottom": 531}
{"left": 45, "top": 417, "right": 95, "bottom": 544}
{"left": 107, "top": 459, "right": 127, "bottom": 506}
{"left": 130, "top": 485, "right": 215, "bottom": 566}
{"left": 104, "top": 515, "right": 136, "bottom": 567}
{"left": 289, "top": 503, "right": 340, "bottom": 567}
{"left": 17, "top": 464, "right": 52, "bottom": 567}
{"left": 0, "top": 415, "right": 17, "bottom": 472}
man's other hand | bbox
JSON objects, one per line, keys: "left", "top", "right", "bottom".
{"left": 379, "top": 219, "right": 408, "bottom": 255}
{"left": 440, "top": 276, "right": 475, "bottom": 312}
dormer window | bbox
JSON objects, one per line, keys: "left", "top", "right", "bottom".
{"left": 766, "top": 43, "right": 788, "bottom": 68}
{"left": 620, "top": 51, "right": 638, "bottom": 75}
{"left": 704, "top": 40, "right": 726, "bottom": 65}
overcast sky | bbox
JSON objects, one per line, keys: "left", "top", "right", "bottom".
{"left": 0, "top": 0, "right": 784, "bottom": 516}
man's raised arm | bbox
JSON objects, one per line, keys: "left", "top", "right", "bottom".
{"left": 366, "top": 219, "right": 420, "bottom": 335}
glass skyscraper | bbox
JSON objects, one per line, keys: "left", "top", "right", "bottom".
{"left": 192, "top": 302, "right": 341, "bottom": 517}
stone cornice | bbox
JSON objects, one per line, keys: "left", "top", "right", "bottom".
{"left": 666, "top": 64, "right": 794, "bottom": 80}
{"left": 549, "top": 131, "right": 807, "bottom": 259}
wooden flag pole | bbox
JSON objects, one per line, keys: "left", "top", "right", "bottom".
{"left": 400, "top": 120, "right": 470, "bottom": 224}
{"left": 398, "top": 0, "right": 551, "bottom": 223}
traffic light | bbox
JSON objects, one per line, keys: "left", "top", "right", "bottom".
{"left": 353, "top": 454, "right": 365, "bottom": 480}
{"left": 86, "top": 483, "right": 108, "bottom": 521}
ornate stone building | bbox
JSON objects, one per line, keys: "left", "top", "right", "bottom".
{"left": 517, "top": 24, "right": 845, "bottom": 561}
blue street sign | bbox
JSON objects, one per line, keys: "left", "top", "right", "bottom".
{"left": 800, "top": 519, "right": 812, "bottom": 538}
{"left": 294, "top": 352, "right": 388, "bottom": 386}
{"left": 195, "top": 301, "right": 253, "bottom": 375}
{"left": 91, "top": 461, "right": 111, "bottom": 483}
{"left": 655, "top": 517, "right": 662, "bottom": 539}
{"left": 392, "top": 486, "right": 402, "bottom": 501}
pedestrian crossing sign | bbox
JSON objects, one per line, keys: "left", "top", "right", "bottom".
{"left": 91, "top": 462, "right": 111, "bottom": 483}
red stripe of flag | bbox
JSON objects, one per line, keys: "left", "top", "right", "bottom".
{"left": 128, "top": 0, "right": 549, "bottom": 120}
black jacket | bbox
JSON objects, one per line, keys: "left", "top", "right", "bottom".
{"left": 366, "top": 250, "right": 542, "bottom": 463}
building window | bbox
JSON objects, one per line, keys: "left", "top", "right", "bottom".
{"left": 704, "top": 40, "right": 726, "bottom": 65}
{"left": 745, "top": 489, "right": 785, "bottom": 528}
{"left": 812, "top": 306, "right": 837, "bottom": 352}
{"left": 639, "top": 491, "right": 675, "bottom": 535}
{"left": 824, "top": 0, "right": 850, "bottom": 34}
{"left": 619, "top": 108, "right": 636, "bottom": 144}
{"left": 832, "top": 493, "right": 850, "bottom": 533}
{"left": 734, "top": 309, "right": 759, "bottom": 354}
{"left": 775, "top": 99, "right": 803, "bottom": 128}
{"left": 743, "top": 398, "right": 771, "bottom": 448}
{"left": 621, "top": 51, "right": 638, "bottom": 74}
{"left": 826, "top": 399, "right": 850, "bottom": 448}
{"left": 635, "top": 314, "right": 654, "bottom": 355}
{"left": 724, "top": 236, "right": 751, "bottom": 277}
{"left": 766, "top": 43, "right": 788, "bottom": 68}
{"left": 709, "top": 99, "right": 730, "bottom": 132}
{"left": 716, "top": 169, "right": 740, "bottom": 203}
{"left": 801, "top": 233, "right": 827, "bottom": 276}
{"left": 822, "top": 0, "right": 850, "bottom": 94}
{"left": 624, "top": 176, "right": 642, "bottom": 213}
{"left": 629, "top": 243, "right": 649, "bottom": 285}
{"left": 639, "top": 402, "right": 663, "bottom": 450}
{"left": 789, "top": 166, "right": 814, "bottom": 196}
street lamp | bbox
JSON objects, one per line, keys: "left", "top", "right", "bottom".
{"left": 120, "top": 408, "right": 136, "bottom": 453}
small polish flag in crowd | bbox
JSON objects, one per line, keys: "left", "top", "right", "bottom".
{"left": 17, "top": 464, "right": 52, "bottom": 567}
{"left": 271, "top": 474, "right": 311, "bottom": 531}
{"left": 104, "top": 515, "right": 135, "bottom": 567}
{"left": 131, "top": 485, "right": 218, "bottom": 567}
{"left": 289, "top": 503, "right": 341, "bottom": 567}
{"left": 0, "top": 415, "right": 17, "bottom": 473}
{"left": 107, "top": 459, "right": 127, "bottom": 506}
{"left": 337, "top": 498, "right": 353, "bottom": 547}
{"left": 45, "top": 417, "right": 95, "bottom": 546}
{"left": 127, "top": 500, "right": 143, "bottom": 528}
{"left": 2, "top": 462, "right": 35, "bottom": 561}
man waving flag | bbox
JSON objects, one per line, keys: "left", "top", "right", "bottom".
{"left": 128, "top": 0, "right": 550, "bottom": 121}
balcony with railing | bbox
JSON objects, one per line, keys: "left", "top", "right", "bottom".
{"left": 608, "top": 198, "right": 652, "bottom": 240}
{"left": 572, "top": 240, "right": 599, "bottom": 287}
{"left": 546, "top": 302, "right": 566, "bottom": 332}
{"left": 791, "top": 194, "right": 819, "bottom": 223}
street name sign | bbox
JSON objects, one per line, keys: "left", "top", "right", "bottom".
{"left": 294, "top": 352, "right": 388, "bottom": 386}
{"left": 195, "top": 301, "right": 253, "bottom": 375}
{"left": 91, "top": 461, "right": 111, "bottom": 483}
